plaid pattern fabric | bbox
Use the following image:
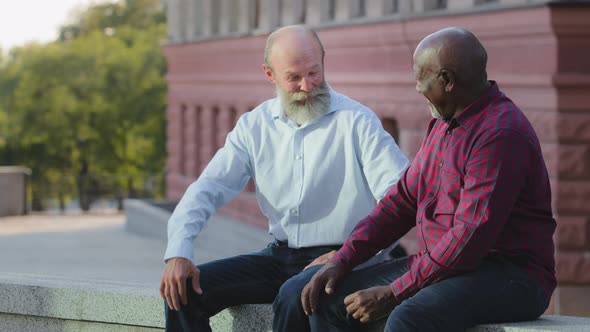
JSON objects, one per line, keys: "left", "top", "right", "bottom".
{"left": 332, "top": 82, "right": 556, "bottom": 302}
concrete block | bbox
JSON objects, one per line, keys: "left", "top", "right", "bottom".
{"left": 0, "top": 167, "right": 30, "bottom": 217}
{"left": 0, "top": 273, "right": 164, "bottom": 328}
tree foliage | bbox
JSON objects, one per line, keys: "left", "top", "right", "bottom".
{"left": 0, "top": 0, "right": 167, "bottom": 210}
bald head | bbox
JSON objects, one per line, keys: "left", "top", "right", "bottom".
{"left": 264, "top": 25, "right": 325, "bottom": 71}
{"left": 414, "top": 27, "right": 488, "bottom": 85}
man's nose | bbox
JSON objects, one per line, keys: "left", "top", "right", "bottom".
{"left": 300, "top": 77, "right": 313, "bottom": 92}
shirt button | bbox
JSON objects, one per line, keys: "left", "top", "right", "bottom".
{"left": 423, "top": 250, "right": 428, "bottom": 255}
{"left": 446, "top": 130, "right": 451, "bottom": 135}
{"left": 291, "top": 208, "right": 298, "bottom": 215}
{"left": 295, "top": 155, "right": 302, "bottom": 160}
{"left": 439, "top": 162, "right": 443, "bottom": 168}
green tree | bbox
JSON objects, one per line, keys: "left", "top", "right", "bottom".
{"left": 0, "top": 0, "right": 167, "bottom": 211}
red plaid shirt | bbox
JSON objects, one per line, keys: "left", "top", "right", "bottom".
{"left": 332, "top": 82, "right": 556, "bottom": 302}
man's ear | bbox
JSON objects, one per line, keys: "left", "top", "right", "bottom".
{"left": 439, "top": 69, "right": 455, "bottom": 92}
{"left": 262, "top": 64, "right": 276, "bottom": 84}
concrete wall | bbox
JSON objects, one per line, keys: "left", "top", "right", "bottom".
{"left": 163, "top": 0, "right": 590, "bottom": 316}
{"left": 0, "top": 167, "right": 30, "bottom": 217}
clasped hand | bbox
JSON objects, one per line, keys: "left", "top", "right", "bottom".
{"left": 300, "top": 262, "right": 399, "bottom": 324}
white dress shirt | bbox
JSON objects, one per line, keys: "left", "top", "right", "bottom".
{"left": 165, "top": 88, "right": 409, "bottom": 262}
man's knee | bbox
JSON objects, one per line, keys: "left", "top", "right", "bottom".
{"left": 273, "top": 268, "right": 318, "bottom": 313}
{"left": 273, "top": 280, "right": 303, "bottom": 313}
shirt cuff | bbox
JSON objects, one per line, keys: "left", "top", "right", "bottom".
{"left": 390, "top": 275, "right": 418, "bottom": 302}
{"left": 388, "top": 284, "right": 403, "bottom": 305}
{"left": 164, "top": 238, "right": 195, "bottom": 263}
{"left": 329, "top": 251, "right": 353, "bottom": 270}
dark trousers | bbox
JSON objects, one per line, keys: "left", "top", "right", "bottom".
{"left": 164, "top": 240, "right": 338, "bottom": 332}
{"left": 308, "top": 256, "right": 549, "bottom": 332}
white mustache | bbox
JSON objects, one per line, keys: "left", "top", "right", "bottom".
{"left": 289, "top": 87, "right": 329, "bottom": 103}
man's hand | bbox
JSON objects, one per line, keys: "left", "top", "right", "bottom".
{"left": 344, "top": 286, "right": 399, "bottom": 324}
{"left": 160, "top": 257, "right": 202, "bottom": 311}
{"left": 301, "top": 262, "right": 348, "bottom": 316}
{"left": 304, "top": 250, "right": 337, "bottom": 270}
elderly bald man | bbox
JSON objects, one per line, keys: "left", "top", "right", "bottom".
{"left": 159, "top": 25, "right": 409, "bottom": 332}
{"left": 300, "top": 27, "right": 556, "bottom": 332}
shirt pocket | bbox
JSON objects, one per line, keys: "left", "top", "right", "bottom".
{"left": 433, "top": 164, "right": 464, "bottom": 226}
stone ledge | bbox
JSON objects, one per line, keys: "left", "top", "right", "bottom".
{"left": 1, "top": 273, "right": 589, "bottom": 332}
{"left": 0, "top": 273, "right": 164, "bottom": 330}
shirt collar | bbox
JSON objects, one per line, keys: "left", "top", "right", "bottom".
{"left": 451, "top": 81, "right": 501, "bottom": 127}
{"left": 271, "top": 85, "right": 339, "bottom": 121}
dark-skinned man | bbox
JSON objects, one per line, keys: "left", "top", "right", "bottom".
{"left": 297, "top": 27, "right": 556, "bottom": 332}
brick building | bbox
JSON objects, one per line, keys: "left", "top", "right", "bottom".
{"left": 163, "top": 0, "right": 590, "bottom": 316}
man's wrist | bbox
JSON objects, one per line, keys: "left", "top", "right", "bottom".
{"left": 388, "top": 284, "right": 402, "bottom": 306}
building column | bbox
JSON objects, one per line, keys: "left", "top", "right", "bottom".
{"left": 282, "top": 0, "right": 305, "bottom": 26}
{"left": 334, "top": 0, "right": 363, "bottom": 21}
{"left": 219, "top": 0, "right": 238, "bottom": 34}
{"left": 198, "top": 105, "right": 218, "bottom": 174}
{"left": 202, "top": 0, "right": 221, "bottom": 36}
{"left": 257, "top": 0, "right": 281, "bottom": 32}
{"left": 237, "top": 0, "right": 256, "bottom": 33}
{"left": 167, "top": 0, "right": 184, "bottom": 42}
{"left": 398, "top": 0, "right": 414, "bottom": 15}
{"left": 166, "top": 104, "right": 181, "bottom": 175}
{"left": 446, "top": 0, "right": 476, "bottom": 10}
{"left": 184, "top": 106, "right": 200, "bottom": 178}
{"left": 179, "top": 105, "right": 187, "bottom": 175}
{"left": 366, "top": 0, "right": 396, "bottom": 18}
{"left": 306, "top": 0, "right": 333, "bottom": 25}
{"left": 184, "top": 0, "right": 202, "bottom": 40}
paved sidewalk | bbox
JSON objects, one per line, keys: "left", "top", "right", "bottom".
{"left": 0, "top": 212, "right": 271, "bottom": 284}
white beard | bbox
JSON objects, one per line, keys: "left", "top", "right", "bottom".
{"left": 428, "top": 101, "right": 444, "bottom": 120}
{"left": 277, "top": 83, "right": 331, "bottom": 126}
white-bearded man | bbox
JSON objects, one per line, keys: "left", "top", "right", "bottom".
{"left": 160, "top": 25, "right": 410, "bottom": 332}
